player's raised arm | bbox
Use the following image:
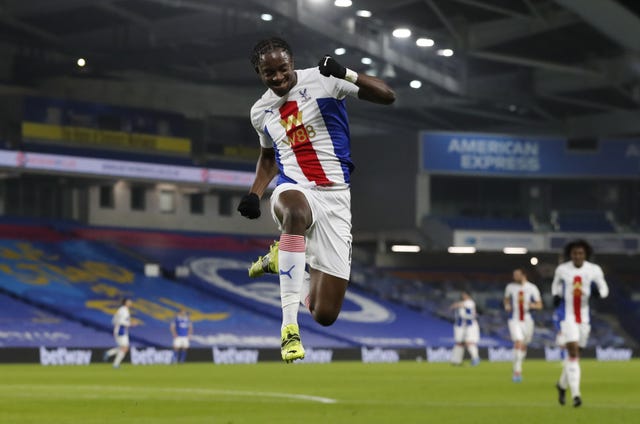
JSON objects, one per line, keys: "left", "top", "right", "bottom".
{"left": 318, "top": 55, "right": 395, "bottom": 105}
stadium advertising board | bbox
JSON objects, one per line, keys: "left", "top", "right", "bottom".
{"left": 0, "top": 347, "right": 632, "bottom": 364}
{"left": 0, "top": 149, "right": 257, "bottom": 187}
{"left": 454, "top": 230, "right": 640, "bottom": 253}
{"left": 22, "top": 96, "right": 191, "bottom": 154}
{"left": 212, "top": 347, "right": 260, "bottom": 365}
{"left": 39, "top": 347, "right": 92, "bottom": 366}
{"left": 453, "top": 231, "right": 545, "bottom": 251}
{"left": 130, "top": 347, "right": 174, "bottom": 365}
{"left": 420, "top": 132, "right": 640, "bottom": 177}
{"left": 549, "top": 233, "right": 639, "bottom": 254}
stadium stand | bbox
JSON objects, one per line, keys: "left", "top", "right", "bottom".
{"left": 444, "top": 216, "right": 533, "bottom": 232}
{"left": 552, "top": 210, "right": 616, "bottom": 233}
{"left": 0, "top": 218, "right": 632, "bottom": 349}
{"left": 0, "top": 293, "right": 115, "bottom": 347}
{"left": 0, "top": 220, "right": 496, "bottom": 348}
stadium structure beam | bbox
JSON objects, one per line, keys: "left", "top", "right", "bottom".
{"left": 423, "top": 0, "right": 463, "bottom": 44}
{"left": 565, "top": 109, "right": 640, "bottom": 137}
{"left": 377, "top": 0, "right": 421, "bottom": 13}
{"left": 392, "top": 87, "right": 473, "bottom": 109}
{"left": 521, "top": 0, "right": 545, "bottom": 22}
{"left": 413, "top": 110, "right": 458, "bottom": 130}
{"left": 554, "top": 0, "right": 640, "bottom": 53}
{"left": 249, "top": 0, "right": 463, "bottom": 95}
{"left": 468, "top": 50, "right": 604, "bottom": 78}
{"left": 467, "top": 10, "right": 578, "bottom": 49}
{"left": 96, "top": 2, "right": 153, "bottom": 28}
{"left": 2, "top": 0, "right": 115, "bottom": 15}
{"left": 428, "top": 104, "right": 544, "bottom": 126}
{"left": 448, "top": 0, "right": 532, "bottom": 20}
{"left": 528, "top": 103, "right": 559, "bottom": 122}
{"left": 538, "top": 93, "right": 619, "bottom": 112}
{"left": 0, "top": 14, "right": 61, "bottom": 44}
{"left": 533, "top": 54, "right": 640, "bottom": 94}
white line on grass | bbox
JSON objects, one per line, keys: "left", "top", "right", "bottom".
{"left": 0, "top": 384, "right": 337, "bottom": 404}
{"left": 337, "top": 399, "right": 640, "bottom": 410}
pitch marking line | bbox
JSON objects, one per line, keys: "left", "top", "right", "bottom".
{"left": 1, "top": 384, "right": 337, "bottom": 404}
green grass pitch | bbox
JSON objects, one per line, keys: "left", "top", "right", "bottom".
{"left": 1, "top": 360, "right": 638, "bottom": 423}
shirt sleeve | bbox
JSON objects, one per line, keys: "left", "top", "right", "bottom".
{"left": 551, "top": 267, "right": 563, "bottom": 297}
{"left": 319, "top": 71, "right": 360, "bottom": 100}
{"left": 463, "top": 300, "right": 476, "bottom": 318}
{"left": 593, "top": 265, "right": 609, "bottom": 298}
{"left": 112, "top": 310, "right": 120, "bottom": 326}
{"left": 250, "top": 105, "right": 273, "bottom": 149}
{"left": 531, "top": 284, "right": 542, "bottom": 302}
{"left": 504, "top": 285, "right": 510, "bottom": 300}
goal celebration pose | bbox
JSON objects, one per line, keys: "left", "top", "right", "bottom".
{"left": 237, "top": 37, "right": 395, "bottom": 362}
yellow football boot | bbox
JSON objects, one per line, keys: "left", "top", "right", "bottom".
{"left": 281, "top": 324, "right": 305, "bottom": 363}
{"left": 248, "top": 241, "right": 279, "bottom": 277}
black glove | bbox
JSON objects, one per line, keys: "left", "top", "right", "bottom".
{"left": 553, "top": 295, "right": 562, "bottom": 308}
{"left": 237, "top": 193, "right": 261, "bottom": 219}
{"left": 318, "top": 55, "right": 346, "bottom": 79}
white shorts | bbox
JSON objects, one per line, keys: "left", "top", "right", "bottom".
{"left": 559, "top": 321, "right": 591, "bottom": 348}
{"left": 270, "top": 183, "right": 352, "bottom": 280}
{"left": 173, "top": 336, "right": 190, "bottom": 349}
{"left": 454, "top": 322, "right": 480, "bottom": 344}
{"left": 115, "top": 335, "right": 129, "bottom": 348}
{"left": 508, "top": 318, "right": 534, "bottom": 344}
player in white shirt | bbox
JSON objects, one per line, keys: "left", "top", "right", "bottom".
{"left": 103, "top": 298, "right": 133, "bottom": 368}
{"left": 551, "top": 240, "right": 609, "bottom": 407}
{"left": 450, "top": 292, "right": 481, "bottom": 366}
{"left": 237, "top": 37, "right": 395, "bottom": 363}
{"left": 504, "top": 268, "right": 542, "bottom": 382}
{"left": 170, "top": 309, "right": 193, "bottom": 364}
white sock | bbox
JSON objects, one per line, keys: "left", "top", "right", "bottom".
{"left": 566, "top": 358, "right": 581, "bottom": 397}
{"left": 467, "top": 344, "right": 479, "bottom": 360}
{"left": 106, "top": 347, "right": 118, "bottom": 358}
{"left": 114, "top": 349, "right": 126, "bottom": 367}
{"left": 300, "top": 271, "right": 311, "bottom": 310}
{"left": 278, "top": 234, "right": 306, "bottom": 329}
{"left": 451, "top": 345, "right": 464, "bottom": 364}
{"left": 513, "top": 348, "right": 520, "bottom": 374}
{"left": 559, "top": 360, "right": 569, "bottom": 389}
{"left": 514, "top": 349, "right": 525, "bottom": 374}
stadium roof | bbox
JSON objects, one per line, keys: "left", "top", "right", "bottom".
{"left": 1, "top": 0, "right": 640, "bottom": 137}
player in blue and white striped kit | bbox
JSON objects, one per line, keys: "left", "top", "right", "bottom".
{"left": 103, "top": 298, "right": 133, "bottom": 368}
{"left": 170, "top": 309, "right": 193, "bottom": 364}
{"left": 450, "top": 292, "right": 481, "bottom": 366}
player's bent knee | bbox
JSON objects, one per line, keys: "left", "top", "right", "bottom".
{"left": 312, "top": 307, "right": 339, "bottom": 326}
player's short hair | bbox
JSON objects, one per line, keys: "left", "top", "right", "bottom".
{"left": 564, "top": 239, "right": 593, "bottom": 260}
{"left": 121, "top": 297, "right": 131, "bottom": 306}
{"left": 250, "top": 37, "right": 293, "bottom": 73}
